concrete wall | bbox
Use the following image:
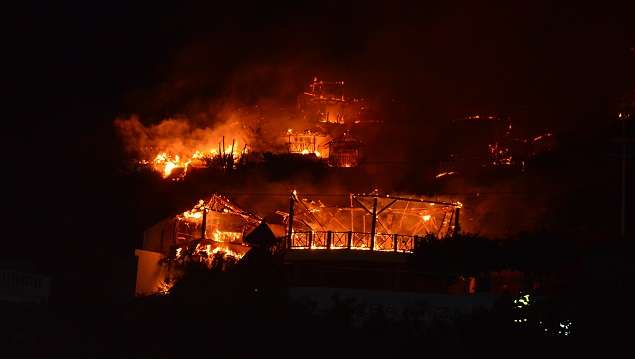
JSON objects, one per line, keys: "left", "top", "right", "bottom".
{"left": 134, "top": 249, "right": 171, "bottom": 296}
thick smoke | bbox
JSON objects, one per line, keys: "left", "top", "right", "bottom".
{"left": 114, "top": 100, "right": 312, "bottom": 161}
{"left": 115, "top": 114, "right": 248, "bottom": 159}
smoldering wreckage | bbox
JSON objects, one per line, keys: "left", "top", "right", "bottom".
{"left": 127, "top": 78, "right": 554, "bottom": 296}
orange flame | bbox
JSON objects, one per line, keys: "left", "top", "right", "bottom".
{"left": 143, "top": 139, "right": 248, "bottom": 180}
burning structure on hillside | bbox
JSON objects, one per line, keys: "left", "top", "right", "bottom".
{"left": 135, "top": 194, "right": 263, "bottom": 294}
{"left": 289, "top": 78, "right": 367, "bottom": 166}
{"left": 325, "top": 131, "right": 363, "bottom": 167}
{"left": 136, "top": 189, "right": 464, "bottom": 294}
{"left": 280, "top": 190, "right": 462, "bottom": 253}
{"left": 285, "top": 128, "right": 330, "bottom": 158}
{"left": 144, "top": 137, "right": 249, "bottom": 180}
{"left": 117, "top": 77, "right": 373, "bottom": 179}
{"left": 298, "top": 77, "right": 366, "bottom": 125}
{"left": 115, "top": 116, "right": 250, "bottom": 180}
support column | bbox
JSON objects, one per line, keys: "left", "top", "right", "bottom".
{"left": 453, "top": 208, "right": 461, "bottom": 237}
{"left": 370, "top": 197, "right": 378, "bottom": 251}
{"left": 287, "top": 194, "right": 295, "bottom": 249}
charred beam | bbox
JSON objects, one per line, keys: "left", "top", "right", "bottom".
{"left": 370, "top": 197, "right": 378, "bottom": 251}
{"left": 287, "top": 194, "right": 295, "bottom": 249}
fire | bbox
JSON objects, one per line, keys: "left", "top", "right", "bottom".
{"left": 173, "top": 243, "right": 245, "bottom": 266}
{"left": 115, "top": 116, "right": 251, "bottom": 180}
{"left": 286, "top": 128, "right": 329, "bottom": 158}
{"left": 211, "top": 229, "right": 242, "bottom": 243}
{"left": 142, "top": 139, "right": 248, "bottom": 180}
{"left": 196, "top": 243, "right": 244, "bottom": 260}
{"left": 181, "top": 200, "right": 206, "bottom": 219}
{"left": 422, "top": 214, "right": 431, "bottom": 221}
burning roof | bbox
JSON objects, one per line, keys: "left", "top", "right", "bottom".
{"left": 281, "top": 190, "right": 462, "bottom": 252}
{"left": 143, "top": 194, "right": 263, "bottom": 259}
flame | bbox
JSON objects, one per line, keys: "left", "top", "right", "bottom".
{"left": 180, "top": 199, "right": 207, "bottom": 220}
{"left": 174, "top": 243, "right": 245, "bottom": 263}
{"left": 422, "top": 214, "right": 431, "bottom": 221}
{"left": 182, "top": 210, "right": 203, "bottom": 219}
{"left": 211, "top": 229, "right": 242, "bottom": 243}
{"left": 143, "top": 139, "right": 248, "bottom": 180}
{"left": 286, "top": 128, "right": 327, "bottom": 157}
{"left": 197, "top": 243, "right": 244, "bottom": 259}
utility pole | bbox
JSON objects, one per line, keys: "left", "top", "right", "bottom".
{"left": 618, "top": 110, "right": 632, "bottom": 239}
{"left": 621, "top": 113, "right": 626, "bottom": 238}
{"left": 369, "top": 197, "right": 378, "bottom": 251}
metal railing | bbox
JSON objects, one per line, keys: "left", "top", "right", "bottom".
{"left": 289, "top": 231, "right": 416, "bottom": 253}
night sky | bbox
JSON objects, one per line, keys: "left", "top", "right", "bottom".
{"left": 5, "top": 1, "right": 634, "bottom": 268}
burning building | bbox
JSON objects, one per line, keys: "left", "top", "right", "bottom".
{"left": 285, "top": 128, "right": 330, "bottom": 158}
{"left": 281, "top": 191, "right": 462, "bottom": 253}
{"left": 298, "top": 77, "right": 366, "bottom": 125}
{"left": 135, "top": 194, "right": 263, "bottom": 295}
{"left": 325, "top": 131, "right": 362, "bottom": 167}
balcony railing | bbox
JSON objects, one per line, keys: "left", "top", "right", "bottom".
{"left": 289, "top": 231, "right": 416, "bottom": 253}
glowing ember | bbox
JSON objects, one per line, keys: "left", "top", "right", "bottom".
{"left": 435, "top": 171, "right": 456, "bottom": 179}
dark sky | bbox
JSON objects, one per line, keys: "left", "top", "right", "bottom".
{"left": 5, "top": 1, "right": 634, "bottom": 256}
{"left": 11, "top": 1, "right": 635, "bottom": 129}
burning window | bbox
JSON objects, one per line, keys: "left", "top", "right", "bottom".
{"left": 286, "top": 129, "right": 330, "bottom": 157}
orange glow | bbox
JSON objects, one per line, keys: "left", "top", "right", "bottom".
{"left": 143, "top": 139, "right": 248, "bottom": 180}
{"left": 435, "top": 171, "right": 455, "bottom": 179}
{"left": 286, "top": 128, "right": 328, "bottom": 157}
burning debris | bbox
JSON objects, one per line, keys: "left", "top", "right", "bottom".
{"left": 136, "top": 194, "right": 270, "bottom": 295}
{"left": 140, "top": 138, "right": 248, "bottom": 179}
{"left": 115, "top": 116, "right": 251, "bottom": 180}
{"left": 280, "top": 190, "right": 462, "bottom": 252}
{"left": 175, "top": 195, "right": 262, "bottom": 247}
{"left": 116, "top": 78, "right": 375, "bottom": 179}
{"left": 140, "top": 194, "right": 262, "bottom": 260}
